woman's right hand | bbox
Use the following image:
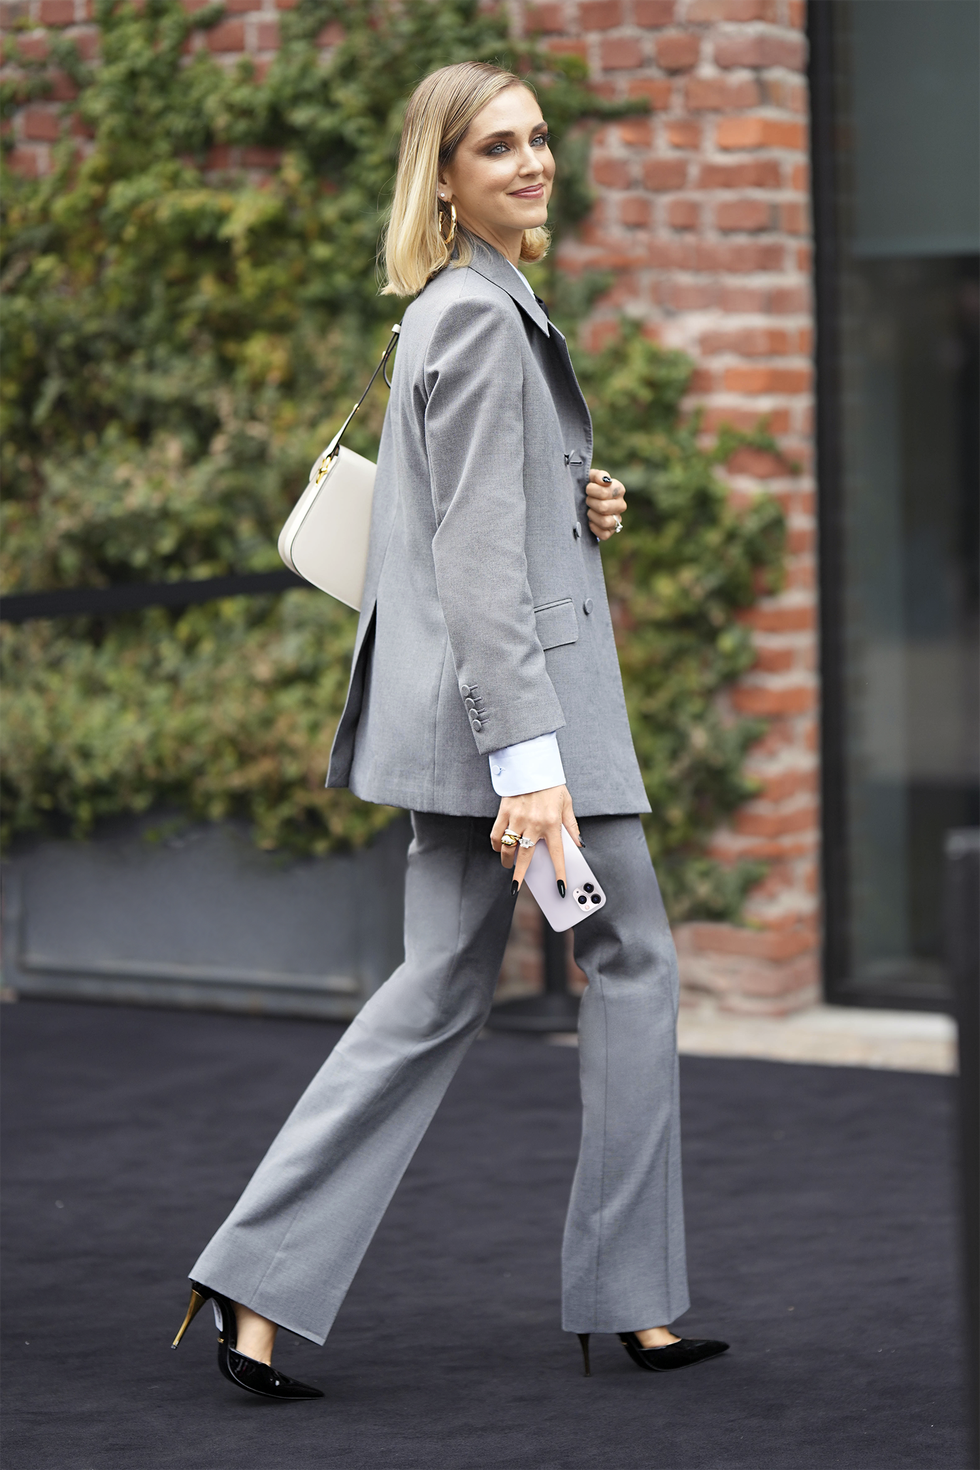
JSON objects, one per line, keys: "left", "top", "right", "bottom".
{"left": 490, "top": 785, "right": 581, "bottom": 895}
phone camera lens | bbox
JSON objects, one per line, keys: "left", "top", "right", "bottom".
{"left": 591, "top": 894, "right": 601, "bottom": 904}
{"left": 577, "top": 895, "right": 587, "bottom": 905}
{"left": 584, "top": 883, "right": 594, "bottom": 893}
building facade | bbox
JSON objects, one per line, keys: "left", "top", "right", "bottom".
{"left": 4, "top": 0, "right": 977, "bottom": 1016}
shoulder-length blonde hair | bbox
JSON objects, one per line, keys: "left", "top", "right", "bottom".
{"left": 380, "top": 62, "right": 550, "bottom": 298}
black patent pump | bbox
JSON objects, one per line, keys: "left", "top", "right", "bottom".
{"left": 172, "top": 1282, "right": 324, "bottom": 1401}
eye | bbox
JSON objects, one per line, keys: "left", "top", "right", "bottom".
{"left": 531, "top": 132, "right": 550, "bottom": 147}
{"left": 488, "top": 143, "right": 510, "bottom": 155}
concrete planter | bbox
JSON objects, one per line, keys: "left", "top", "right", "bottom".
{"left": 1, "top": 812, "right": 411, "bottom": 1020}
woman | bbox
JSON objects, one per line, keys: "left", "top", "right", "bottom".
{"left": 172, "top": 61, "right": 728, "bottom": 1399}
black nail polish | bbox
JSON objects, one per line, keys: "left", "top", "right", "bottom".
{"left": 511, "top": 880, "right": 519, "bottom": 897}
{"left": 557, "top": 880, "right": 566, "bottom": 898}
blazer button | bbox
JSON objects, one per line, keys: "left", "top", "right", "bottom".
{"left": 471, "top": 718, "right": 483, "bottom": 732}
{"left": 464, "top": 698, "right": 476, "bottom": 709}
{"left": 584, "top": 598, "right": 594, "bottom": 615}
{"left": 460, "top": 684, "right": 472, "bottom": 696}
{"left": 573, "top": 521, "right": 581, "bottom": 539}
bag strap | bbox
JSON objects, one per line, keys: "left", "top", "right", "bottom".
{"left": 319, "top": 324, "right": 401, "bottom": 467}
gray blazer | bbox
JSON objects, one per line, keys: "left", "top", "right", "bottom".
{"left": 327, "top": 240, "right": 650, "bottom": 819}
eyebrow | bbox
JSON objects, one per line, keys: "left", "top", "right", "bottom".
{"left": 475, "top": 123, "right": 548, "bottom": 144}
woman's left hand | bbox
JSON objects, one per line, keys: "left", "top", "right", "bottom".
{"left": 586, "top": 469, "right": 627, "bottom": 541}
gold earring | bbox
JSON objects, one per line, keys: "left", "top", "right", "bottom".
{"left": 438, "top": 199, "right": 457, "bottom": 248}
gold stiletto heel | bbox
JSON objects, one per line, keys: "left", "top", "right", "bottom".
{"left": 170, "top": 1280, "right": 323, "bottom": 1399}
{"left": 171, "top": 1286, "right": 209, "bottom": 1349}
{"left": 578, "top": 1333, "right": 592, "bottom": 1376}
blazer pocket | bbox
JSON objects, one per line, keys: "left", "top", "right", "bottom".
{"left": 534, "top": 597, "right": 579, "bottom": 651}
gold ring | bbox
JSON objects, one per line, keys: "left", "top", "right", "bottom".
{"left": 501, "top": 833, "right": 519, "bottom": 849}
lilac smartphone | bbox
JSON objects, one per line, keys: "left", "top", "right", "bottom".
{"left": 523, "top": 826, "right": 607, "bottom": 933}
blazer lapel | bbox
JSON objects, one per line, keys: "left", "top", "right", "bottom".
{"left": 464, "top": 240, "right": 551, "bottom": 337}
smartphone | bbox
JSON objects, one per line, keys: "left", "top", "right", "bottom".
{"left": 523, "top": 826, "right": 607, "bottom": 933}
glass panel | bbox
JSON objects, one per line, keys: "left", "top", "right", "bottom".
{"left": 831, "top": 0, "right": 980, "bottom": 1005}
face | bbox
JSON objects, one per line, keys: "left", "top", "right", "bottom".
{"left": 439, "top": 85, "right": 554, "bottom": 262}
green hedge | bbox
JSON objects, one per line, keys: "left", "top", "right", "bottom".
{"left": 0, "top": 0, "right": 784, "bottom": 921}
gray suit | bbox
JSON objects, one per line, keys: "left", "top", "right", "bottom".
{"left": 190, "top": 242, "right": 689, "bottom": 1347}
{"left": 327, "top": 241, "right": 649, "bottom": 816}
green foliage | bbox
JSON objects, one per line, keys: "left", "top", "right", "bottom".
{"left": 1, "top": 0, "right": 784, "bottom": 921}
{"left": 577, "top": 325, "right": 785, "bottom": 919}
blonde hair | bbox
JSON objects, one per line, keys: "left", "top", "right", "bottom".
{"left": 381, "top": 62, "right": 550, "bottom": 297}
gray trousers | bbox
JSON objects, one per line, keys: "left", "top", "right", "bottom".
{"left": 190, "top": 813, "right": 690, "bottom": 1345}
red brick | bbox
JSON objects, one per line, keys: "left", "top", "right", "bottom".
{"left": 6, "top": 145, "right": 41, "bottom": 176}
{"left": 618, "top": 116, "right": 652, "bottom": 146}
{"left": 601, "top": 35, "right": 643, "bottom": 68}
{"left": 316, "top": 20, "right": 343, "bottom": 43}
{"left": 726, "top": 446, "right": 786, "bottom": 477}
{"left": 780, "top": 199, "right": 808, "bottom": 234}
{"left": 256, "top": 20, "right": 279, "bottom": 48}
{"left": 733, "top": 686, "right": 816, "bottom": 720}
{"left": 714, "top": 31, "right": 806, "bottom": 71}
{"left": 688, "top": 0, "right": 775, "bottom": 18}
{"left": 206, "top": 20, "right": 245, "bottom": 50}
{"left": 224, "top": 0, "right": 255, "bottom": 11}
{"left": 206, "top": 145, "right": 233, "bottom": 168}
{"left": 22, "top": 107, "right": 59, "bottom": 140}
{"left": 655, "top": 30, "right": 698, "bottom": 70}
{"left": 681, "top": 919, "right": 817, "bottom": 961}
{"left": 15, "top": 35, "right": 49, "bottom": 60}
{"left": 759, "top": 769, "right": 817, "bottom": 800}
{"left": 785, "top": 560, "right": 815, "bottom": 591}
{"left": 768, "top": 284, "right": 808, "bottom": 314}
{"left": 734, "top": 802, "right": 818, "bottom": 837}
{"left": 593, "top": 156, "right": 631, "bottom": 188}
{"left": 579, "top": 0, "right": 622, "bottom": 26}
{"left": 763, "top": 73, "right": 808, "bottom": 112}
{"left": 716, "top": 197, "right": 772, "bottom": 232}
{"left": 242, "top": 145, "right": 280, "bottom": 167}
{"left": 275, "top": 0, "right": 297, "bottom": 9}
{"left": 787, "top": 526, "right": 815, "bottom": 554}
{"left": 724, "top": 365, "right": 811, "bottom": 393}
{"left": 48, "top": 69, "right": 78, "bottom": 100}
{"left": 634, "top": 0, "right": 673, "bottom": 25}
{"left": 704, "top": 406, "right": 792, "bottom": 434}
{"left": 667, "top": 197, "right": 699, "bottom": 229}
{"left": 716, "top": 116, "right": 805, "bottom": 150}
{"left": 686, "top": 75, "right": 759, "bottom": 110}
{"left": 642, "top": 156, "right": 687, "bottom": 190}
{"left": 741, "top": 605, "right": 814, "bottom": 632}
{"left": 698, "top": 157, "right": 780, "bottom": 188}
{"left": 38, "top": 0, "right": 73, "bottom": 23}
{"left": 658, "top": 278, "right": 719, "bottom": 310}
{"left": 705, "top": 325, "right": 792, "bottom": 354}
{"left": 626, "top": 77, "right": 672, "bottom": 108}
{"left": 790, "top": 160, "right": 809, "bottom": 191}
{"left": 72, "top": 28, "right": 98, "bottom": 58}
{"left": 694, "top": 238, "right": 785, "bottom": 271}
{"left": 788, "top": 0, "right": 805, "bottom": 28}
{"left": 547, "top": 36, "right": 588, "bottom": 57}
{"left": 753, "top": 647, "right": 795, "bottom": 674}
{"left": 525, "top": 2, "right": 565, "bottom": 31}
{"left": 719, "top": 283, "right": 769, "bottom": 312}
{"left": 620, "top": 194, "right": 651, "bottom": 226}
{"left": 664, "top": 118, "right": 701, "bottom": 148}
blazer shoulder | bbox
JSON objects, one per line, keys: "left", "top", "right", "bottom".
{"left": 406, "top": 264, "right": 521, "bottom": 337}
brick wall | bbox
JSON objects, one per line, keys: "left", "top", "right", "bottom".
{"left": 2, "top": 0, "right": 822, "bottom": 1014}
{"left": 513, "top": 0, "right": 820, "bottom": 1014}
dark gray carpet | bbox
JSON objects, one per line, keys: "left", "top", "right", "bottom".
{"left": 1, "top": 999, "right": 971, "bottom": 1470}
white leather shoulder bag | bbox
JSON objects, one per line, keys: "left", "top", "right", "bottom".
{"left": 278, "top": 324, "right": 400, "bottom": 611}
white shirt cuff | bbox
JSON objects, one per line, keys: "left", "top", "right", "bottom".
{"left": 488, "top": 731, "right": 565, "bottom": 797}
